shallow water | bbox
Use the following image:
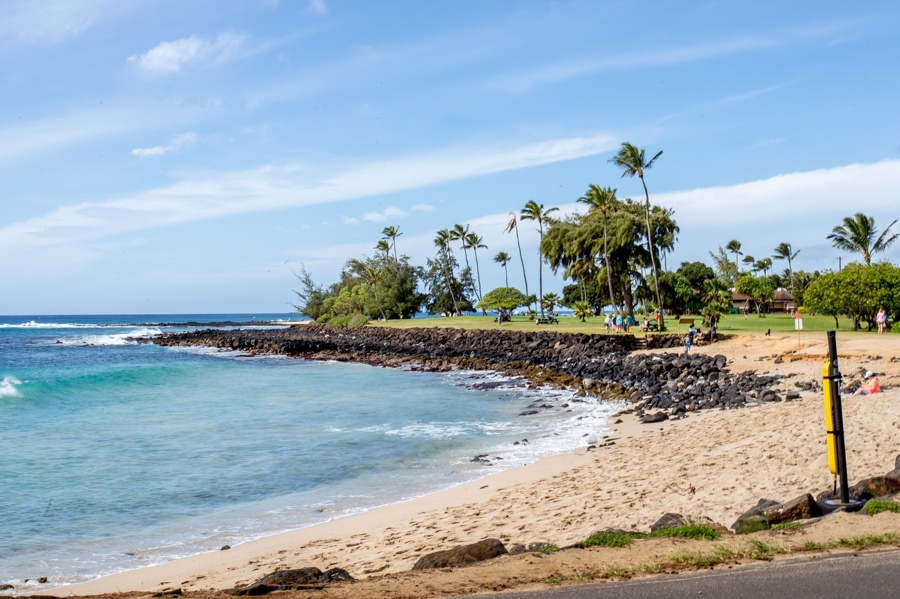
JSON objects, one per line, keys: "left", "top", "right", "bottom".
{"left": 0, "top": 314, "right": 619, "bottom": 593}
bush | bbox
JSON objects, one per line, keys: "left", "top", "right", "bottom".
{"left": 347, "top": 313, "right": 369, "bottom": 329}
{"left": 328, "top": 316, "right": 350, "bottom": 327}
{"left": 892, "top": 322, "right": 900, "bottom": 333}
{"left": 865, "top": 499, "right": 900, "bottom": 516}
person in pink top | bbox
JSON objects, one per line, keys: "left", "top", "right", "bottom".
{"left": 853, "top": 371, "right": 881, "bottom": 395}
{"left": 876, "top": 308, "right": 887, "bottom": 335}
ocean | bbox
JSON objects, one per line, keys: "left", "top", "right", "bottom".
{"left": 0, "top": 314, "right": 621, "bottom": 594}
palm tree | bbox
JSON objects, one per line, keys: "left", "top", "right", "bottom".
{"left": 772, "top": 242, "right": 800, "bottom": 295}
{"left": 742, "top": 255, "right": 756, "bottom": 272}
{"left": 374, "top": 239, "right": 391, "bottom": 259}
{"left": 827, "top": 213, "right": 898, "bottom": 266}
{"left": 504, "top": 212, "right": 529, "bottom": 298}
{"left": 541, "top": 292, "right": 561, "bottom": 314}
{"left": 494, "top": 251, "right": 511, "bottom": 287}
{"left": 755, "top": 257, "right": 773, "bottom": 277}
{"left": 726, "top": 239, "right": 743, "bottom": 274}
{"left": 463, "top": 232, "right": 487, "bottom": 301}
{"left": 577, "top": 184, "right": 619, "bottom": 316}
{"left": 434, "top": 228, "right": 460, "bottom": 314}
{"left": 449, "top": 223, "right": 472, "bottom": 275}
{"left": 610, "top": 142, "right": 664, "bottom": 322}
{"left": 520, "top": 200, "right": 558, "bottom": 317}
{"left": 381, "top": 225, "right": 402, "bottom": 261}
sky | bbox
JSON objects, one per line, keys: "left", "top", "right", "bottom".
{"left": 2, "top": 0, "right": 899, "bottom": 315}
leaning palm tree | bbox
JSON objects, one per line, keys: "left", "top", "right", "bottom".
{"left": 610, "top": 142, "right": 664, "bottom": 321}
{"left": 504, "top": 212, "right": 529, "bottom": 298}
{"left": 726, "top": 239, "right": 743, "bottom": 275}
{"left": 434, "top": 228, "right": 460, "bottom": 314}
{"left": 381, "top": 225, "right": 402, "bottom": 261}
{"left": 577, "top": 184, "right": 619, "bottom": 316}
{"left": 494, "top": 251, "right": 511, "bottom": 287}
{"left": 520, "top": 200, "right": 558, "bottom": 317}
{"left": 827, "top": 213, "right": 898, "bottom": 266}
{"left": 463, "top": 232, "right": 487, "bottom": 301}
{"left": 772, "top": 242, "right": 800, "bottom": 295}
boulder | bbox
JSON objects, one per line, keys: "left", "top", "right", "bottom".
{"left": 231, "top": 567, "right": 352, "bottom": 595}
{"left": 732, "top": 494, "right": 821, "bottom": 532}
{"left": 412, "top": 538, "right": 508, "bottom": 570}
{"left": 849, "top": 475, "right": 900, "bottom": 499}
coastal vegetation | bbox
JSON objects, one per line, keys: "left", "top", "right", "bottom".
{"left": 293, "top": 142, "right": 898, "bottom": 332}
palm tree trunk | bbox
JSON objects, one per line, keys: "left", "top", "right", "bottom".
{"left": 515, "top": 227, "right": 529, "bottom": 297}
{"left": 503, "top": 264, "right": 508, "bottom": 287}
{"left": 472, "top": 248, "right": 483, "bottom": 300}
{"left": 602, "top": 214, "right": 618, "bottom": 316}
{"left": 641, "top": 176, "right": 663, "bottom": 326}
{"left": 537, "top": 221, "right": 544, "bottom": 318}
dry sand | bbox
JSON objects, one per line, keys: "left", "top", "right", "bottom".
{"left": 51, "top": 331, "right": 900, "bottom": 598}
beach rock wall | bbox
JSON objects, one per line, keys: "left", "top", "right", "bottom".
{"left": 153, "top": 324, "right": 792, "bottom": 418}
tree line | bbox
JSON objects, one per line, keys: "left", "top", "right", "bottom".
{"left": 295, "top": 143, "right": 899, "bottom": 331}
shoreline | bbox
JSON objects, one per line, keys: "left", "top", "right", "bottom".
{"left": 41, "top": 331, "right": 900, "bottom": 597}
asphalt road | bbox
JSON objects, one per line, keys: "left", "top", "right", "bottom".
{"left": 461, "top": 549, "right": 900, "bottom": 599}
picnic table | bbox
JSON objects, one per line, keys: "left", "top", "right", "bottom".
{"left": 536, "top": 316, "right": 559, "bottom": 325}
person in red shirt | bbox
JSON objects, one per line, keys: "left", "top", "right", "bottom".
{"left": 853, "top": 371, "right": 881, "bottom": 395}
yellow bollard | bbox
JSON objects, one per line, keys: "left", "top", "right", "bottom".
{"left": 822, "top": 360, "right": 838, "bottom": 476}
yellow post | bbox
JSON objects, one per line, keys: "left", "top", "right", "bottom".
{"left": 822, "top": 360, "right": 838, "bottom": 475}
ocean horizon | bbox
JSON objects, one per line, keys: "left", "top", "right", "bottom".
{"left": 0, "top": 314, "right": 619, "bottom": 595}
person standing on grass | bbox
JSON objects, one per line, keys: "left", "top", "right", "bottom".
{"left": 876, "top": 308, "right": 887, "bottom": 335}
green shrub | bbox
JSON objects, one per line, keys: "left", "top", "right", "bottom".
{"left": 582, "top": 532, "right": 635, "bottom": 548}
{"left": 865, "top": 499, "right": 900, "bottom": 516}
{"left": 347, "top": 313, "right": 369, "bottom": 328}
{"left": 649, "top": 523, "right": 721, "bottom": 541}
{"left": 891, "top": 321, "right": 900, "bottom": 333}
{"left": 328, "top": 316, "right": 350, "bottom": 327}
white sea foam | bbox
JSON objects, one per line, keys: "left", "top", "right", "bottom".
{"left": 0, "top": 376, "right": 22, "bottom": 397}
{"left": 0, "top": 321, "right": 98, "bottom": 329}
{"left": 54, "top": 327, "right": 163, "bottom": 347}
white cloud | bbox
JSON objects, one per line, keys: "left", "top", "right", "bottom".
{"left": 341, "top": 215, "right": 360, "bottom": 225}
{"left": 362, "top": 206, "right": 407, "bottom": 223}
{"left": 308, "top": 0, "right": 328, "bottom": 16}
{"left": 411, "top": 203, "right": 436, "bottom": 212}
{"left": 131, "top": 132, "right": 197, "bottom": 158}
{"left": 129, "top": 32, "right": 248, "bottom": 73}
{"left": 0, "top": 0, "right": 116, "bottom": 43}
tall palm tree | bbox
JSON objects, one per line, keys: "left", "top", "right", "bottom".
{"left": 494, "top": 251, "right": 511, "bottom": 287}
{"left": 827, "top": 213, "right": 898, "bottom": 266}
{"left": 520, "top": 200, "right": 558, "bottom": 318}
{"left": 726, "top": 239, "right": 743, "bottom": 275}
{"left": 434, "top": 228, "right": 460, "bottom": 314}
{"left": 381, "top": 225, "right": 402, "bottom": 261}
{"left": 504, "top": 212, "right": 529, "bottom": 298}
{"left": 577, "top": 184, "right": 619, "bottom": 315}
{"left": 449, "top": 223, "right": 472, "bottom": 279}
{"left": 463, "top": 232, "right": 487, "bottom": 301}
{"left": 772, "top": 242, "right": 800, "bottom": 295}
{"left": 610, "top": 142, "right": 664, "bottom": 321}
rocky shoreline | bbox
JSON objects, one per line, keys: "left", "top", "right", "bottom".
{"left": 152, "top": 324, "right": 803, "bottom": 422}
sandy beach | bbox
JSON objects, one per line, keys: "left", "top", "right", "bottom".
{"left": 51, "top": 331, "right": 900, "bottom": 598}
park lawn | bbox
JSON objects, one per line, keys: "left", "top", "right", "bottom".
{"left": 369, "top": 311, "right": 879, "bottom": 338}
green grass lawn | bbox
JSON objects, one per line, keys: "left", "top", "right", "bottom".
{"left": 369, "top": 311, "right": 880, "bottom": 338}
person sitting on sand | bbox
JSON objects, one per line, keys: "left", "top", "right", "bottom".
{"left": 853, "top": 371, "right": 881, "bottom": 396}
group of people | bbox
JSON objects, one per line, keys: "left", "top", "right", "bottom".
{"left": 604, "top": 312, "right": 635, "bottom": 333}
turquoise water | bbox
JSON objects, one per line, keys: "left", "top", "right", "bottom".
{"left": 0, "top": 315, "right": 619, "bottom": 593}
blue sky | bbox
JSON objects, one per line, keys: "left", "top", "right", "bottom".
{"left": 2, "top": 0, "right": 899, "bottom": 314}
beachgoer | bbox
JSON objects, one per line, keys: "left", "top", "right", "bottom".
{"left": 683, "top": 334, "right": 691, "bottom": 355}
{"left": 876, "top": 308, "right": 887, "bottom": 335}
{"left": 688, "top": 323, "right": 697, "bottom": 344}
{"left": 615, "top": 314, "right": 623, "bottom": 333}
{"left": 853, "top": 371, "right": 881, "bottom": 396}
{"left": 604, "top": 313, "right": 611, "bottom": 333}
{"left": 625, "top": 314, "right": 635, "bottom": 332}
{"left": 709, "top": 323, "right": 718, "bottom": 343}
{"left": 641, "top": 318, "right": 649, "bottom": 332}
